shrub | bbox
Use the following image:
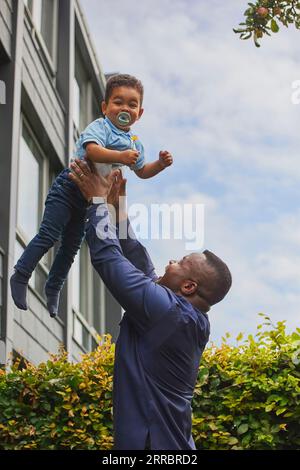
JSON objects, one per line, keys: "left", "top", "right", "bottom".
{"left": 192, "top": 315, "right": 300, "bottom": 449}
{"left": 0, "top": 336, "right": 114, "bottom": 450}
{"left": 0, "top": 316, "right": 299, "bottom": 449}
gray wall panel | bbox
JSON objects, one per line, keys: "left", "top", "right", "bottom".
{"left": 0, "top": 0, "right": 13, "bottom": 58}
{"left": 0, "top": 16, "right": 11, "bottom": 57}
{"left": 71, "top": 339, "right": 86, "bottom": 363}
{"left": 22, "top": 23, "right": 66, "bottom": 163}
{"left": 13, "top": 288, "right": 64, "bottom": 364}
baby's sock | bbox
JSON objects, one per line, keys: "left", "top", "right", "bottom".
{"left": 45, "top": 287, "right": 60, "bottom": 318}
{"left": 10, "top": 270, "right": 29, "bottom": 310}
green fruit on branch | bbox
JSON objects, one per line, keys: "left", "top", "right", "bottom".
{"left": 234, "top": 1, "right": 300, "bottom": 47}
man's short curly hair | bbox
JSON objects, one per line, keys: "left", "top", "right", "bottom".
{"left": 105, "top": 74, "right": 144, "bottom": 105}
{"left": 202, "top": 250, "right": 232, "bottom": 306}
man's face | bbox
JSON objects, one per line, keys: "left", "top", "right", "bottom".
{"left": 101, "top": 86, "right": 144, "bottom": 130}
{"left": 157, "top": 253, "right": 207, "bottom": 294}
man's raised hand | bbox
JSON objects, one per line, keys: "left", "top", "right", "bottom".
{"left": 69, "top": 158, "right": 119, "bottom": 201}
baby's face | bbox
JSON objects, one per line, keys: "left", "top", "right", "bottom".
{"left": 102, "top": 86, "right": 144, "bottom": 130}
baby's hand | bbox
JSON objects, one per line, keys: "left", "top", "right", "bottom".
{"left": 159, "top": 150, "right": 173, "bottom": 168}
{"left": 120, "top": 149, "right": 140, "bottom": 167}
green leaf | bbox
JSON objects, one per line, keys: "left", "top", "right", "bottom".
{"left": 241, "top": 32, "right": 252, "bottom": 40}
{"left": 237, "top": 423, "right": 249, "bottom": 435}
{"left": 267, "top": 395, "right": 281, "bottom": 403}
{"left": 236, "top": 333, "right": 244, "bottom": 342}
{"left": 291, "top": 333, "right": 300, "bottom": 342}
{"left": 271, "top": 19, "right": 280, "bottom": 33}
{"left": 265, "top": 403, "right": 275, "bottom": 412}
{"left": 228, "top": 437, "right": 239, "bottom": 445}
{"left": 198, "top": 368, "right": 209, "bottom": 386}
{"left": 276, "top": 407, "right": 287, "bottom": 416}
{"left": 233, "top": 28, "right": 246, "bottom": 33}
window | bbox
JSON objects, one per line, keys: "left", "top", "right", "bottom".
{"left": 72, "top": 251, "right": 81, "bottom": 314}
{"left": 74, "top": 48, "right": 89, "bottom": 131}
{"left": 92, "top": 93, "right": 101, "bottom": 121}
{"left": 17, "top": 125, "right": 42, "bottom": 242}
{"left": 44, "top": 169, "right": 60, "bottom": 271}
{"left": 24, "top": 0, "right": 58, "bottom": 63}
{"left": 40, "top": 0, "right": 57, "bottom": 59}
{"left": 16, "top": 120, "right": 54, "bottom": 302}
{"left": 71, "top": 242, "right": 106, "bottom": 351}
{"left": 72, "top": 248, "right": 90, "bottom": 350}
{"left": 73, "top": 78, "right": 81, "bottom": 131}
{"left": 72, "top": 242, "right": 95, "bottom": 321}
{"left": 73, "top": 316, "right": 90, "bottom": 351}
{"left": 23, "top": 0, "right": 33, "bottom": 9}
{"left": 93, "top": 274, "right": 106, "bottom": 335}
{"left": 14, "top": 240, "right": 24, "bottom": 268}
{"left": 73, "top": 76, "right": 100, "bottom": 132}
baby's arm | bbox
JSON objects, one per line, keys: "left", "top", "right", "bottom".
{"left": 135, "top": 150, "right": 173, "bottom": 179}
{"left": 85, "top": 143, "right": 139, "bottom": 167}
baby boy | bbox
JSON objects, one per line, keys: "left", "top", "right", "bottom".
{"left": 10, "top": 74, "right": 173, "bottom": 317}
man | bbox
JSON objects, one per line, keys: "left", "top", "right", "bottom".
{"left": 69, "top": 160, "right": 232, "bottom": 450}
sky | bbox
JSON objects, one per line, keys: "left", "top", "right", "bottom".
{"left": 81, "top": 0, "right": 300, "bottom": 345}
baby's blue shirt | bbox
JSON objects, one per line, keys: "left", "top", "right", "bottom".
{"left": 74, "top": 116, "right": 145, "bottom": 172}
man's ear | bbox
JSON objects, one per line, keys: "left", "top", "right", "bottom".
{"left": 181, "top": 280, "right": 197, "bottom": 296}
{"left": 101, "top": 100, "right": 107, "bottom": 115}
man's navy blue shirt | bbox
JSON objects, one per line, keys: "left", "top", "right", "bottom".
{"left": 85, "top": 204, "right": 210, "bottom": 450}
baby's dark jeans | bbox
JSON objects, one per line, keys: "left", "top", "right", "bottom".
{"left": 15, "top": 168, "right": 88, "bottom": 292}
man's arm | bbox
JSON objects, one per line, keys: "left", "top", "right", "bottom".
{"left": 69, "top": 160, "right": 176, "bottom": 332}
{"left": 86, "top": 204, "right": 174, "bottom": 332}
{"left": 106, "top": 167, "right": 157, "bottom": 279}
{"left": 117, "top": 218, "right": 158, "bottom": 281}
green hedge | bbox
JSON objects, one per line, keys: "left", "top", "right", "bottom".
{"left": 0, "top": 339, "right": 114, "bottom": 450}
{"left": 0, "top": 315, "right": 299, "bottom": 449}
{"left": 192, "top": 315, "right": 300, "bottom": 449}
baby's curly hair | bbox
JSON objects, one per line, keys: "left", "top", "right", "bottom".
{"left": 105, "top": 74, "right": 144, "bottom": 105}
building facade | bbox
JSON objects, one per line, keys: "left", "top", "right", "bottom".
{"left": 0, "top": 0, "right": 122, "bottom": 366}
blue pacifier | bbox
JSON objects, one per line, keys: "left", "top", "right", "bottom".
{"left": 117, "top": 111, "right": 131, "bottom": 127}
